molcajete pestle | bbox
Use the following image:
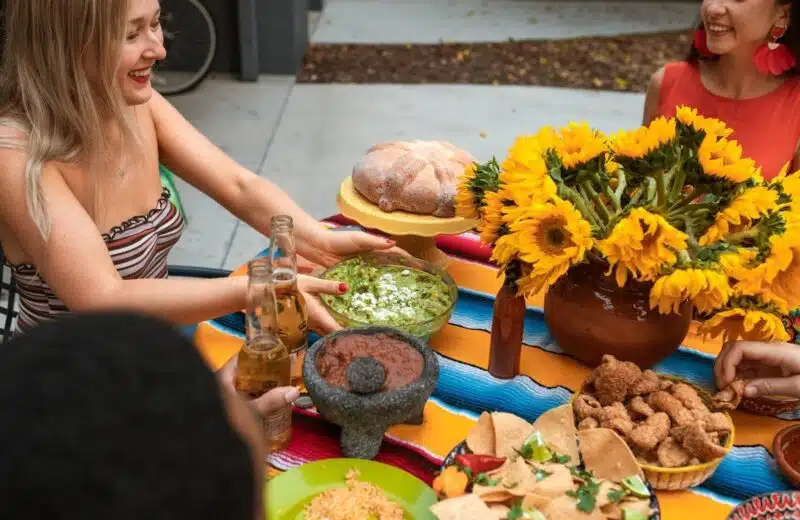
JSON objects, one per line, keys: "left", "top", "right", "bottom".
{"left": 302, "top": 326, "right": 439, "bottom": 460}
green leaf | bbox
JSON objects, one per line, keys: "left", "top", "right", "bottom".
{"left": 551, "top": 453, "right": 571, "bottom": 464}
{"left": 534, "top": 468, "right": 552, "bottom": 481}
{"left": 607, "top": 488, "right": 626, "bottom": 503}
{"left": 474, "top": 473, "right": 500, "bottom": 486}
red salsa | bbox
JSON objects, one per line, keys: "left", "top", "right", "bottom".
{"left": 316, "top": 333, "right": 424, "bottom": 392}
{"left": 784, "top": 436, "right": 800, "bottom": 472}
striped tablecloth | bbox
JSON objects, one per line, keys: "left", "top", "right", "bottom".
{"left": 194, "top": 219, "right": 797, "bottom": 520}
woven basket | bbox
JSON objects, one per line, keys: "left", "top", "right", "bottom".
{"left": 570, "top": 376, "right": 735, "bottom": 491}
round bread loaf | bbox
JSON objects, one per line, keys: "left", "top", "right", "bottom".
{"left": 352, "top": 140, "right": 475, "bottom": 218}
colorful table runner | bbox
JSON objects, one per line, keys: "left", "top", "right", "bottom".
{"left": 194, "top": 219, "right": 797, "bottom": 520}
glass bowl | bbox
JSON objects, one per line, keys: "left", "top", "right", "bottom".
{"left": 318, "top": 252, "right": 458, "bottom": 340}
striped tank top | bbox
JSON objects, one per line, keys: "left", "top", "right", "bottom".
{"left": 8, "top": 188, "right": 184, "bottom": 334}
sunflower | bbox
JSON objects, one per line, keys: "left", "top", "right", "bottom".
{"left": 491, "top": 232, "right": 521, "bottom": 267}
{"left": 609, "top": 117, "right": 676, "bottom": 160}
{"left": 698, "top": 186, "right": 778, "bottom": 245}
{"left": 597, "top": 208, "right": 689, "bottom": 286}
{"left": 509, "top": 198, "right": 594, "bottom": 294}
{"left": 454, "top": 164, "right": 480, "bottom": 219}
{"left": 699, "top": 307, "right": 790, "bottom": 343}
{"left": 697, "top": 135, "right": 759, "bottom": 183}
{"left": 555, "top": 122, "right": 608, "bottom": 170}
{"left": 650, "top": 268, "right": 731, "bottom": 315}
{"left": 675, "top": 106, "right": 734, "bottom": 139}
{"left": 478, "top": 190, "right": 507, "bottom": 244}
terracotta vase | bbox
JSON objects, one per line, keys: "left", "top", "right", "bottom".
{"left": 544, "top": 259, "right": 693, "bottom": 369}
{"left": 489, "top": 262, "right": 526, "bottom": 379}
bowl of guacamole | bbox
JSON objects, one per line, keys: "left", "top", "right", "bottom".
{"left": 319, "top": 253, "right": 458, "bottom": 340}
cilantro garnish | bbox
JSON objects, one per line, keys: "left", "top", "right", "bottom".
{"left": 535, "top": 468, "right": 552, "bottom": 481}
{"left": 566, "top": 472, "right": 601, "bottom": 513}
{"left": 607, "top": 488, "right": 627, "bottom": 503}
{"left": 551, "top": 453, "right": 571, "bottom": 464}
{"left": 508, "top": 502, "right": 524, "bottom": 520}
{"left": 474, "top": 472, "right": 499, "bottom": 486}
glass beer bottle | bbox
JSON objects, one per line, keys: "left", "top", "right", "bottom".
{"left": 234, "top": 257, "right": 292, "bottom": 451}
{"left": 269, "top": 215, "right": 309, "bottom": 388}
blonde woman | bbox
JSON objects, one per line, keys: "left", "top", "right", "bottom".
{"left": 0, "top": 0, "right": 396, "bottom": 335}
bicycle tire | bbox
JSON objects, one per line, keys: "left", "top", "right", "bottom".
{"left": 154, "top": 0, "right": 218, "bottom": 96}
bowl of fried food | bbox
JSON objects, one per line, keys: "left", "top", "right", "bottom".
{"left": 570, "top": 355, "right": 741, "bottom": 491}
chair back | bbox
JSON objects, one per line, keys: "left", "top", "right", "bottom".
{"left": 0, "top": 245, "right": 19, "bottom": 342}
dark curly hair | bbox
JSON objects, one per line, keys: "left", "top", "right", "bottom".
{"left": 687, "top": 0, "right": 800, "bottom": 75}
{"left": 0, "top": 312, "right": 256, "bottom": 520}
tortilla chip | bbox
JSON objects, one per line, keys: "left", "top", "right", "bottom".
{"left": 531, "top": 463, "right": 574, "bottom": 498}
{"left": 429, "top": 493, "right": 495, "bottom": 519}
{"left": 492, "top": 412, "right": 535, "bottom": 459}
{"left": 489, "top": 503, "right": 510, "bottom": 519}
{"left": 595, "top": 480, "right": 622, "bottom": 509}
{"left": 540, "top": 495, "right": 606, "bottom": 519}
{"left": 602, "top": 498, "right": 653, "bottom": 520}
{"left": 466, "top": 412, "right": 496, "bottom": 455}
{"left": 522, "top": 492, "right": 551, "bottom": 510}
{"left": 577, "top": 428, "right": 643, "bottom": 482}
{"left": 471, "top": 484, "right": 515, "bottom": 503}
{"left": 532, "top": 404, "right": 580, "bottom": 462}
{"left": 499, "top": 456, "right": 539, "bottom": 496}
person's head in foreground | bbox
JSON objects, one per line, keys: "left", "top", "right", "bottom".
{"left": 0, "top": 312, "right": 265, "bottom": 520}
{"left": 690, "top": 0, "right": 800, "bottom": 72}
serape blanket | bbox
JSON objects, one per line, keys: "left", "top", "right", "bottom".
{"left": 194, "top": 218, "right": 799, "bottom": 520}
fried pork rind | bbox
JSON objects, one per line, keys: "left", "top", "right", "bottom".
{"left": 656, "top": 437, "right": 692, "bottom": 468}
{"left": 627, "top": 396, "right": 655, "bottom": 419}
{"left": 712, "top": 379, "right": 747, "bottom": 410}
{"left": 628, "top": 412, "right": 671, "bottom": 451}
{"left": 592, "top": 355, "right": 643, "bottom": 406}
{"left": 629, "top": 370, "right": 662, "bottom": 396}
{"left": 702, "top": 412, "right": 732, "bottom": 433}
{"left": 670, "top": 382, "right": 710, "bottom": 412}
{"left": 574, "top": 393, "right": 603, "bottom": 420}
{"left": 595, "top": 402, "right": 634, "bottom": 436}
{"left": 647, "top": 390, "right": 695, "bottom": 426}
{"left": 671, "top": 423, "right": 729, "bottom": 462}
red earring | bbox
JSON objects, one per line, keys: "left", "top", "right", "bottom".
{"left": 754, "top": 25, "right": 796, "bottom": 75}
{"left": 693, "top": 27, "right": 715, "bottom": 57}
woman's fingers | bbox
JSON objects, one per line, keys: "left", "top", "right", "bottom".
{"left": 251, "top": 386, "right": 301, "bottom": 416}
{"left": 745, "top": 375, "right": 800, "bottom": 399}
{"left": 304, "top": 294, "right": 342, "bottom": 334}
{"left": 298, "top": 274, "right": 349, "bottom": 296}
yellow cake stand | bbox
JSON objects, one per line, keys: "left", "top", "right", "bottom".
{"left": 337, "top": 177, "right": 478, "bottom": 268}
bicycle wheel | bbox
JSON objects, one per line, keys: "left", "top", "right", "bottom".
{"left": 153, "top": 0, "right": 217, "bottom": 96}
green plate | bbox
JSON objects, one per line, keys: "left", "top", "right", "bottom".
{"left": 266, "top": 458, "right": 438, "bottom": 519}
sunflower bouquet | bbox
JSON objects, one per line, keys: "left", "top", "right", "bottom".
{"left": 455, "top": 106, "right": 800, "bottom": 344}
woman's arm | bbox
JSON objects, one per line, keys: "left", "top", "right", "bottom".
{"left": 148, "top": 91, "right": 398, "bottom": 267}
{"left": 642, "top": 66, "right": 665, "bottom": 125}
{"left": 0, "top": 148, "right": 247, "bottom": 325}
{"left": 148, "top": 92, "right": 324, "bottom": 247}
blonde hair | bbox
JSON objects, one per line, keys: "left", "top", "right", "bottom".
{"left": 0, "top": 0, "right": 137, "bottom": 238}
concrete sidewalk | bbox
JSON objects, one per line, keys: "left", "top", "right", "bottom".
{"left": 167, "top": 0, "right": 692, "bottom": 270}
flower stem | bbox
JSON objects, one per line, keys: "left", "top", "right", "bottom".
{"left": 562, "top": 185, "right": 602, "bottom": 231}
{"left": 581, "top": 180, "right": 612, "bottom": 223}
{"left": 613, "top": 171, "right": 627, "bottom": 209}
{"left": 668, "top": 164, "right": 688, "bottom": 203}
{"left": 725, "top": 228, "right": 760, "bottom": 243}
{"left": 655, "top": 172, "right": 668, "bottom": 209}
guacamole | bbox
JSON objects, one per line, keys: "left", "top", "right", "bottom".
{"left": 321, "top": 257, "right": 453, "bottom": 327}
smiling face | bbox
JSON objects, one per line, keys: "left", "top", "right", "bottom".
{"left": 118, "top": 0, "right": 166, "bottom": 105}
{"left": 700, "top": 0, "right": 791, "bottom": 55}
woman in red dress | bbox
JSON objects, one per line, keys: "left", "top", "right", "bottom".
{"left": 643, "top": 0, "right": 800, "bottom": 181}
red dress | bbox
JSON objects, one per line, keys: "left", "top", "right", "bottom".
{"left": 657, "top": 61, "right": 800, "bottom": 181}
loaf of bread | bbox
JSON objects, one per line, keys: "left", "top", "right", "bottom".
{"left": 352, "top": 140, "right": 475, "bottom": 218}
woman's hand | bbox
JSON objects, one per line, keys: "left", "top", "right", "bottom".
{"left": 296, "top": 228, "right": 405, "bottom": 268}
{"left": 714, "top": 340, "right": 800, "bottom": 398}
{"left": 216, "top": 355, "right": 300, "bottom": 415}
{"left": 297, "top": 274, "right": 348, "bottom": 334}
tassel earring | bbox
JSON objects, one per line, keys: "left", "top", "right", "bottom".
{"left": 693, "top": 27, "right": 715, "bottom": 57}
{"left": 754, "top": 24, "right": 796, "bottom": 75}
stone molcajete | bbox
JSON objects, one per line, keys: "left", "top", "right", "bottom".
{"left": 302, "top": 326, "right": 439, "bottom": 459}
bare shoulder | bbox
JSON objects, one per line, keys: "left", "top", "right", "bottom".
{"left": 642, "top": 66, "right": 668, "bottom": 125}
{"left": 648, "top": 66, "right": 666, "bottom": 95}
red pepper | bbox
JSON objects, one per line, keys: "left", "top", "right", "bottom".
{"left": 454, "top": 453, "right": 506, "bottom": 474}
